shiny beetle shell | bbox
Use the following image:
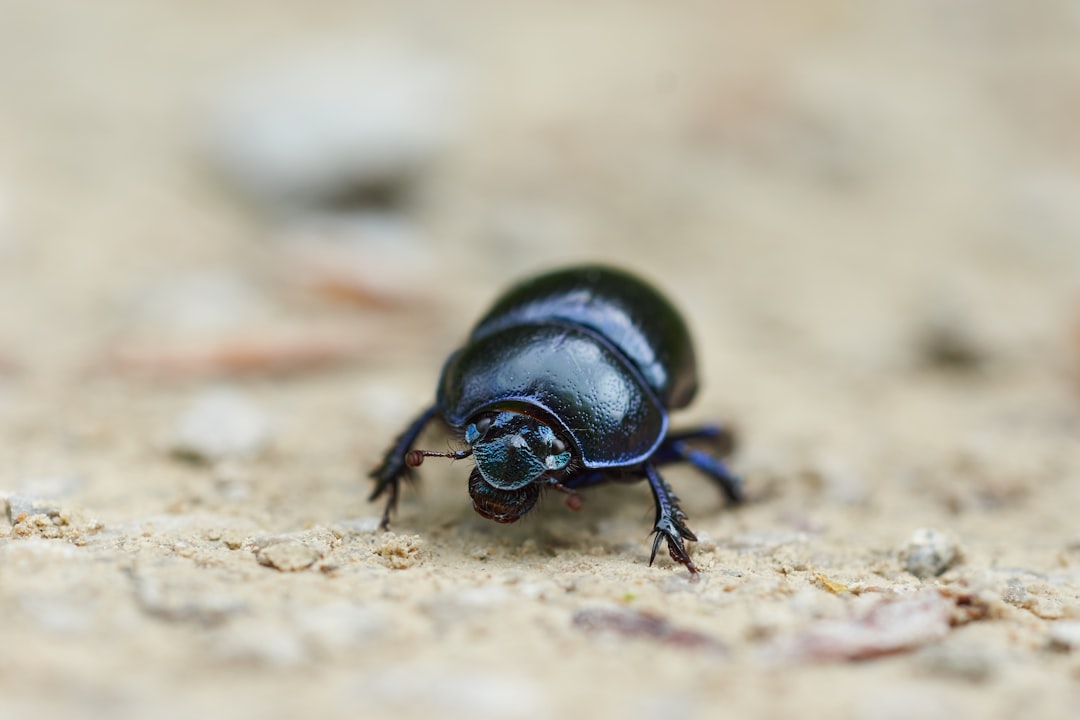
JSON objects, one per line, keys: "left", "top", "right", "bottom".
{"left": 369, "top": 264, "right": 742, "bottom": 574}
{"left": 437, "top": 266, "right": 697, "bottom": 467}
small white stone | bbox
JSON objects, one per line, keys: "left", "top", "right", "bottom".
{"left": 5, "top": 495, "right": 61, "bottom": 523}
{"left": 332, "top": 516, "right": 383, "bottom": 535}
{"left": 1048, "top": 621, "right": 1080, "bottom": 651}
{"left": 256, "top": 540, "right": 321, "bottom": 572}
{"left": 900, "top": 528, "right": 960, "bottom": 579}
{"left": 127, "top": 270, "right": 270, "bottom": 335}
{"left": 291, "top": 602, "right": 383, "bottom": 650}
{"left": 207, "top": 42, "right": 462, "bottom": 215}
{"left": 169, "top": 387, "right": 271, "bottom": 463}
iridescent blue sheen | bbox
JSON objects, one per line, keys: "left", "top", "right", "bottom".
{"left": 370, "top": 265, "right": 743, "bottom": 573}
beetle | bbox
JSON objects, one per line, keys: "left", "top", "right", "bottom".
{"left": 369, "top": 264, "right": 742, "bottom": 572}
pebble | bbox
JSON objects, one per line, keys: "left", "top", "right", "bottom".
{"left": 915, "top": 643, "right": 995, "bottom": 682}
{"left": 207, "top": 43, "right": 460, "bottom": 216}
{"left": 256, "top": 540, "right": 321, "bottom": 572}
{"left": 221, "top": 528, "right": 249, "bottom": 550}
{"left": 572, "top": 605, "right": 728, "bottom": 653}
{"left": 273, "top": 214, "right": 436, "bottom": 305}
{"left": 917, "top": 290, "right": 988, "bottom": 372}
{"left": 127, "top": 270, "right": 270, "bottom": 335}
{"left": 291, "top": 602, "right": 383, "bottom": 650}
{"left": 372, "top": 533, "right": 424, "bottom": 569}
{"left": 764, "top": 592, "right": 953, "bottom": 662}
{"left": 900, "top": 528, "right": 960, "bottom": 579}
{"left": 420, "top": 586, "right": 511, "bottom": 630}
{"left": 1048, "top": 621, "right": 1080, "bottom": 651}
{"left": 168, "top": 387, "right": 271, "bottom": 463}
{"left": 208, "top": 619, "right": 310, "bottom": 667}
{"left": 332, "top": 516, "right": 383, "bottom": 535}
{"left": 133, "top": 562, "right": 248, "bottom": 624}
{"left": 3, "top": 495, "right": 66, "bottom": 538}
{"left": 5, "top": 494, "right": 61, "bottom": 522}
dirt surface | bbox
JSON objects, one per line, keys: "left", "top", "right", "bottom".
{"left": 3, "top": 3, "right": 1080, "bottom": 719}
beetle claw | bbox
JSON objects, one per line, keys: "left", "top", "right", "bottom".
{"left": 650, "top": 517, "right": 699, "bottom": 574}
{"left": 644, "top": 464, "right": 699, "bottom": 574}
{"left": 369, "top": 405, "right": 439, "bottom": 526}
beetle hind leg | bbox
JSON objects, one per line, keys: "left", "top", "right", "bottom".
{"left": 643, "top": 464, "right": 699, "bottom": 574}
{"left": 368, "top": 405, "right": 438, "bottom": 529}
{"left": 657, "top": 425, "right": 743, "bottom": 504}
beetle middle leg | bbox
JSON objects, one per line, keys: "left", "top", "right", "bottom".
{"left": 643, "top": 463, "right": 698, "bottom": 574}
{"left": 368, "top": 405, "right": 438, "bottom": 529}
{"left": 655, "top": 425, "right": 743, "bottom": 503}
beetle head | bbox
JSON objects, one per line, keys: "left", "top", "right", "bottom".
{"left": 465, "top": 411, "right": 571, "bottom": 523}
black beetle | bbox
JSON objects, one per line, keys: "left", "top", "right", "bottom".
{"left": 370, "top": 265, "right": 742, "bottom": 572}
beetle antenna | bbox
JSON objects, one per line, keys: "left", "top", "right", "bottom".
{"left": 405, "top": 448, "right": 473, "bottom": 468}
{"left": 544, "top": 478, "right": 585, "bottom": 512}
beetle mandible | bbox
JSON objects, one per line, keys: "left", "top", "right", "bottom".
{"left": 369, "top": 264, "right": 742, "bottom": 573}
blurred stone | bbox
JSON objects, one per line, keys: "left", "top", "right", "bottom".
{"left": 207, "top": 43, "right": 461, "bottom": 216}
{"left": 372, "top": 533, "right": 424, "bottom": 569}
{"left": 273, "top": 213, "right": 435, "bottom": 306}
{"left": 917, "top": 291, "right": 988, "bottom": 372}
{"left": 5, "top": 495, "right": 61, "bottom": 524}
{"left": 420, "top": 586, "right": 511, "bottom": 629}
{"left": 18, "top": 592, "right": 100, "bottom": 634}
{"left": 811, "top": 452, "right": 869, "bottom": 505}
{"left": 256, "top": 540, "right": 321, "bottom": 572}
{"left": 901, "top": 528, "right": 960, "bottom": 579}
{"left": 1048, "top": 621, "right": 1080, "bottom": 651}
{"left": 169, "top": 387, "right": 271, "bottom": 463}
{"left": 291, "top": 601, "right": 383, "bottom": 650}
{"left": 765, "top": 592, "right": 953, "bottom": 662}
{"left": 133, "top": 561, "right": 248, "bottom": 624}
{"left": 331, "top": 517, "right": 382, "bottom": 535}
{"left": 573, "top": 605, "right": 728, "bottom": 653}
{"left": 208, "top": 619, "right": 309, "bottom": 667}
{"left": 915, "top": 642, "right": 995, "bottom": 682}
{"left": 127, "top": 270, "right": 270, "bottom": 335}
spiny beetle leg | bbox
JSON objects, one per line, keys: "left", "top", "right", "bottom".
{"left": 653, "top": 425, "right": 743, "bottom": 504}
{"left": 670, "top": 440, "right": 743, "bottom": 503}
{"left": 644, "top": 463, "right": 699, "bottom": 574}
{"left": 368, "top": 405, "right": 438, "bottom": 529}
{"left": 666, "top": 424, "right": 736, "bottom": 457}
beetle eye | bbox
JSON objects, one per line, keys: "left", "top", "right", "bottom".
{"left": 545, "top": 450, "right": 571, "bottom": 471}
{"left": 474, "top": 416, "right": 492, "bottom": 434}
{"left": 550, "top": 438, "right": 566, "bottom": 454}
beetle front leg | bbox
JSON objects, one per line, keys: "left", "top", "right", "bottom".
{"left": 643, "top": 463, "right": 698, "bottom": 574}
{"left": 368, "top": 405, "right": 438, "bottom": 529}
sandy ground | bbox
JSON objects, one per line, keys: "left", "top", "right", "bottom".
{"left": 3, "top": 3, "right": 1080, "bottom": 719}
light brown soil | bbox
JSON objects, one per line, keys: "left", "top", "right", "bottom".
{"left": 2, "top": 3, "right": 1079, "bottom": 719}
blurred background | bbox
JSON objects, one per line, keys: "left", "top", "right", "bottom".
{"left": 2, "top": 2, "right": 1080, "bottom": 719}
{"left": 2, "top": 0, "right": 1078, "bottom": 376}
